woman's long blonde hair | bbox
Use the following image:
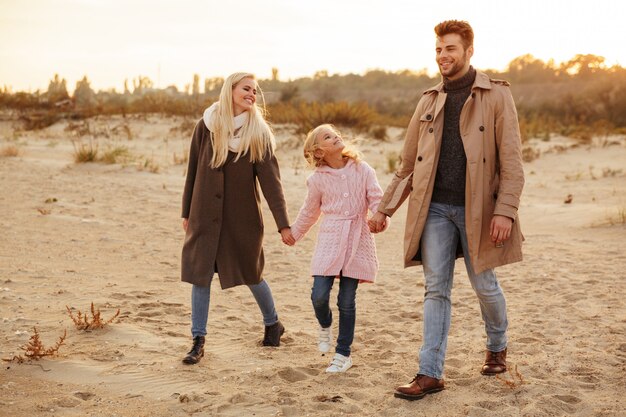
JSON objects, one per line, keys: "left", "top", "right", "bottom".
{"left": 303, "top": 124, "right": 362, "bottom": 168}
{"left": 207, "top": 72, "right": 275, "bottom": 168}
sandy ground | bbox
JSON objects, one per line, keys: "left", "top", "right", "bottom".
{"left": 0, "top": 115, "right": 625, "bottom": 417}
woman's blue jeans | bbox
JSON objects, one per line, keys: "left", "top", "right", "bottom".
{"left": 311, "top": 275, "right": 359, "bottom": 357}
{"left": 418, "top": 202, "right": 508, "bottom": 379}
{"left": 190, "top": 279, "right": 278, "bottom": 338}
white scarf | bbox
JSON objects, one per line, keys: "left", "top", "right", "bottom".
{"left": 202, "top": 102, "right": 248, "bottom": 152}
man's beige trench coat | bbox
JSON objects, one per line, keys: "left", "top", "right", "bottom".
{"left": 181, "top": 120, "right": 290, "bottom": 289}
{"left": 378, "top": 70, "right": 524, "bottom": 275}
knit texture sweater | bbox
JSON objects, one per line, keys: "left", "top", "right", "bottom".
{"left": 431, "top": 66, "right": 476, "bottom": 206}
{"left": 290, "top": 160, "right": 383, "bottom": 282}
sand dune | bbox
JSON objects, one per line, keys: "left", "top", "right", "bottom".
{"left": 1, "top": 116, "right": 625, "bottom": 416}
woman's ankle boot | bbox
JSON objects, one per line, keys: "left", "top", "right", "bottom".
{"left": 262, "top": 321, "right": 285, "bottom": 347}
{"left": 182, "top": 336, "right": 205, "bottom": 364}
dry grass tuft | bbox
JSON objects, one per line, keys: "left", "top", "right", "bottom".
{"left": 66, "top": 302, "right": 120, "bottom": 330}
{"left": 495, "top": 364, "right": 525, "bottom": 389}
{"left": 72, "top": 139, "right": 99, "bottom": 163}
{"left": 101, "top": 145, "right": 132, "bottom": 164}
{"left": 1, "top": 144, "right": 20, "bottom": 157}
{"left": 386, "top": 151, "right": 400, "bottom": 174}
{"left": 2, "top": 327, "right": 67, "bottom": 363}
{"left": 592, "top": 207, "right": 626, "bottom": 227}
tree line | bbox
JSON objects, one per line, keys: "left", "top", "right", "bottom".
{"left": 1, "top": 54, "right": 624, "bottom": 141}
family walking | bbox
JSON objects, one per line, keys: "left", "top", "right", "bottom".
{"left": 179, "top": 19, "right": 524, "bottom": 400}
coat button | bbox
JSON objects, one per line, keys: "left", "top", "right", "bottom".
{"left": 428, "top": 128, "right": 433, "bottom": 133}
{"left": 479, "top": 126, "right": 485, "bottom": 132}
{"left": 426, "top": 114, "right": 432, "bottom": 121}
{"left": 215, "top": 193, "right": 222, "bottom": 199}
{"left": 417, "top": 156, "right": 423, "bottom": 161}
{"left": 213, "top": 218, "right": 219, "bottom": 223}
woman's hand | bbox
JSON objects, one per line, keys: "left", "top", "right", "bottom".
{"left": 280, "top": 228, "right": 296, "bottom": 246}
{"left": 182, "top": 218, "right": 189, "bottom": 232}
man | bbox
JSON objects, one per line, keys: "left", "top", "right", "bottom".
{"left": 369, "top": 20, "right": 524, "bottom": 400}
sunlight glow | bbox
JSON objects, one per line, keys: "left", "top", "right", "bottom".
{"left": 0, "top": 0, "right": 623, "bottom": 92}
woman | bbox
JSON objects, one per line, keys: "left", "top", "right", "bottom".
{"left": 180, "top": 72, "right": 292, "bottom": 364}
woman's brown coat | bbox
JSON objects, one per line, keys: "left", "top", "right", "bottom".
{"left": 181, "top": 120, "right": 290, "bottom": 289}
{"left": 378, "top": 70, "right": 524, "bottom": 274}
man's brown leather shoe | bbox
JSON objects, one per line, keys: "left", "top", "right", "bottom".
{"left": 481, "top": 348, "right": 507, "bottom": 375}
{"left": 394, "top": 374, "right": 445, "bottom": 401}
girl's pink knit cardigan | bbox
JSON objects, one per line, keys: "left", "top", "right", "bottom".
{"left": 290, "top": 159, "right": 383, "bottom": 282}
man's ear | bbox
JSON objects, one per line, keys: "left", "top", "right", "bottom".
{"left": 467, "top": 45, "right": 474, "bottom": 59}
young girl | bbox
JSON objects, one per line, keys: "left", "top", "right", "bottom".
{"left": 180, "top": 72, "right": 293, "bottom": 365}
{"left": 282, "top": 124, "right": 387, "bottom": 373}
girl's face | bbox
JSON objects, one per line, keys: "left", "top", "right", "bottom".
{"left": 315, "top": 127, "right": 345, "bottom": 160}
{"left": 232, "top": 78, "right": 257, "bottom": 115}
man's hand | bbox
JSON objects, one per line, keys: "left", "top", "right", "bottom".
{"left": 368, "top": 212, "right": 388, "bottom": 234}
{"left": 182, "top": 218, "right": 189, "bottom": 232}
{"left": 280, "top": 228, "right": 296, "bottom": 246}
{"left": 490, "top": 215, "right": 512, "bottom": 247}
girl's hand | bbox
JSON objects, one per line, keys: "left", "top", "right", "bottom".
{"left": 368, "top": 212, "right": 388, "bottom": 233}
{"left": 280, "top": 228, "right": 296, "bottom": 246}
{"left": 182, "top": 218, "right": 189, "bottom": 232}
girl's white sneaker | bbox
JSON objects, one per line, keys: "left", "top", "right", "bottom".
{"left": 326, "top": 353, "right": 352, "bottom": 373}
{"left": 318, "top": 326, "right": 332, "bottom": 353}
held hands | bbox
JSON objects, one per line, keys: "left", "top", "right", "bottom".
{"left": 490, "top": 215, "right": 512, "bottom": 248}
{"left": 280, "top": 227, "right": 296, "bottom": 246}
{"left": 182, "top": 218, "right": 189, "bottom": 232}
{"left": 368, "top": 212, "right": 389, "bottom": 234}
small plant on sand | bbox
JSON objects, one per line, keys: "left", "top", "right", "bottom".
{"left": 101, "top": 145, "right": 132, "bottom": 164}
{"left": 495, "top": 364, "right": 524, "bottom": 389}
{"left": 1, "top": 144, "right": 20, "bottom": 157}
{"left": 172, "top": 150, "right": 188, "bottom": 165}
{"left": 2, "top": 327, "right": 67, "bottom": 363}
{"left": 137, "top": 155, "right": 160, "bottom": 173}
{"left": 371, "top": 125, "right": 388, "bottom": 141}
{"left": 603, "top": 207, "right": 626, "bottom": 226}
{"left": 72, "top": 139, "right": 99, "bottom": 162}
{"left": 66, "top": 302, "right": 120, "bottom": 330}
{"left": 386, "top": 151, "right": 400, "bottom": 174}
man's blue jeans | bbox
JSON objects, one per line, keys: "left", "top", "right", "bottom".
{"left": 311, "top": 275, "right": 359, "bottom": 357}
{"left": 418, "top": 202, "right": 508, "bottom": 379}
{"left": 191, "top": 279, "right": 278, "bottom": 338}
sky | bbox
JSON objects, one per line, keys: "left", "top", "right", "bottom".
{"left": 0, "top": 0, "right": 624, "bottom": 92}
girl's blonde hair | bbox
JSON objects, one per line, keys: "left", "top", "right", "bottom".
{"left": 207, "top": 72, "right": 275, "bottom": 168}
{"left": 303, "top": 124, "right": 362, "bottom": 168}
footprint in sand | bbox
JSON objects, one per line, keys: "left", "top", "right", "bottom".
{"left": 277, "top": 366, "right": 319, "bottom": 383}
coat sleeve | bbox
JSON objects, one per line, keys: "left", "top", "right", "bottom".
{"left": 181, "top": 120, "right": 204, "bottom": 219}
{"left": 493, "top": 86, "right": 525, "bottom": 220}
{"left": 364, "top": 163, "right": 384, "bottom": 214}
{"left": 377, "top": 98, "right": 424, "bottom": 217}
{"left": 290, "top": 175, "right": 322, "bottom": 241}
{"left": 255, "top": 151, "right": 290, "bottom": 232}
